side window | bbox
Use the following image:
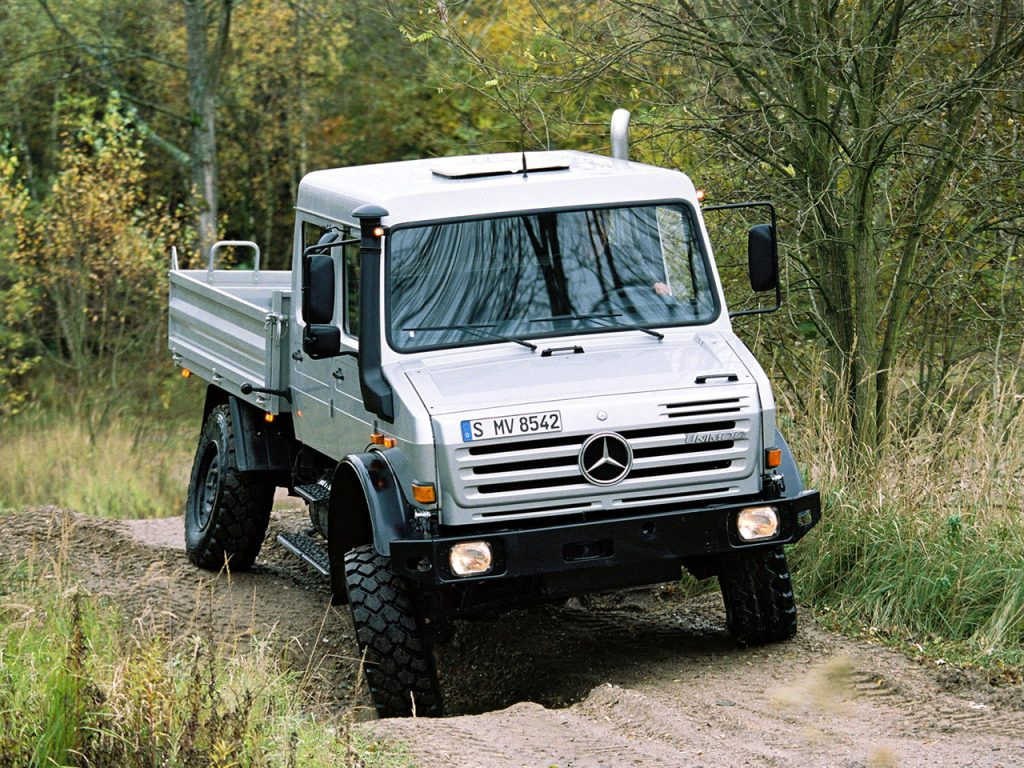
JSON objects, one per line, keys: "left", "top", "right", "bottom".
{"left": 302, "top": 221, "right": 330, "bottom": 251}
{"left": 344, "top": 236, "right": 360, "bottom": 338}
{"left": 301, "top": 220, "right": 360, "bottom": 338}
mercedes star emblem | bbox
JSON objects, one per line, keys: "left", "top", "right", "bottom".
{"left": 579, "top": 432, "right": 633, "bottom": 486}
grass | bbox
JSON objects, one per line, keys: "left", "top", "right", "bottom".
{"left": 0, "top": 538, "right": 412, "bottom": 768}
{"left": 783, "top": 366, "right": 1024, "bottom": 670}
{"left": 0, "top": 373, "right": 203, "bottom": 519}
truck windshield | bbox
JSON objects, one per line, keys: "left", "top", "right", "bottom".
{"left": 387, "top": 203, "right": 718, "bottom": 352}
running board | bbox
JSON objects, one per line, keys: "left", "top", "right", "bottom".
{"left": 277, "top": 532, "right": 330, "bottom": 577}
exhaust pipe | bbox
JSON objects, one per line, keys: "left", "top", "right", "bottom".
{"left": 611, "top": 108, "right": 630, "bottom": 161}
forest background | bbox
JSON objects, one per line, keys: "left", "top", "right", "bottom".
{"left": 0, "top": 0, "right": 1023, "bottom": 761}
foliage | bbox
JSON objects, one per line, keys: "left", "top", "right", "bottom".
{"left": 420, "top": 0, "right": 1024, "bottom": 451}
{"left": 784, "top": 356, "right": 1024, "bottom": 666}
{"left": 0, "top": 543, "right": 412, "bottom": 767}
{"left": 4, "top": 97, "right": 189, "bottom": 414}
{"left": 0, "top": 151, "right": 40, "bottom": 415}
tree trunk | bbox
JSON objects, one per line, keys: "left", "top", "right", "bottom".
{"left": 184, "top": 0, "right": 233, "bottom": 259}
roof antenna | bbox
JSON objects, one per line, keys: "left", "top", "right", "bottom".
{"left": 519, "top": 116, "right": 528, "bottom": 178}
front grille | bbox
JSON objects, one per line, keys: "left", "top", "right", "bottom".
{"left": 453, "top": 397, "right": 755, "bottom": 508}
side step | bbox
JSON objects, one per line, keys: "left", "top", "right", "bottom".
{"left": 277, "top": 532, "right": 330, "bottom": 577}
{"left": 293, "top": 482, "right": 330, "bottom": 504}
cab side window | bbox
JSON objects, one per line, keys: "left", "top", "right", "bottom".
{"left": 344, "top": 236, "right": 359, "bottom": 338}
{"left": 301, "top": 221, "right": 359, "bottom": 339}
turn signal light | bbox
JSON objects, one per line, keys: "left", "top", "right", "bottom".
{"left": 264, "top": 413, "right": 275, "bottom": 423}
{"left": 372, "top": 225, "right": 385, "bottom": 238}
{"left": 696, "top": 188, "right": 706, "bottom": 202}
{"left": 181, "top": 368, "right": 191, "bottom": 378}
{"left": 369, "top": 432, "right": 397, "bottom": 449}
{"left": 766, "top": 448, "right": 782, "bottom": 468}
{"left": 411, "top": 482, "right": 437, "bottom": 505}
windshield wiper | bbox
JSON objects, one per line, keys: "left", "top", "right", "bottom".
{"left": 529, "top": 312, "right": 664, "bottom": 341}
{"left": 403, "top": 323, "right": 537, "bottom": 351}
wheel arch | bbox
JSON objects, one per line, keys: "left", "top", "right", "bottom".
{"left": 201, "top": 386, "right": 294, "bottom": 481}
{"left": 773, "top": 427, "right": 804, "bottom": 497}
{"left": 327, "top": 452, "right": 408, "bottom": 603}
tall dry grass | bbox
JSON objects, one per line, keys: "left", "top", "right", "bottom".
{"left": 0, "top": 377, "right": 202, "bottom": 519}
{"left": 0, "top": 535, "right": 411, "bottom": 768}
{"left": 783, "top": 361, "right": 1024, "bottom": 664}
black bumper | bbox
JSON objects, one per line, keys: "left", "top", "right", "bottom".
{"left": 390, "top": 490, "right": 821, "bottom": 591}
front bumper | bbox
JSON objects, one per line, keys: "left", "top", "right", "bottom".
{"left": 391, "top": 490, "right": 821, "bottom": 592}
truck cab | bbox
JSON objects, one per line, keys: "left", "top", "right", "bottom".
{"left": 169, "top": 117, "right": 820, "bottom": 719}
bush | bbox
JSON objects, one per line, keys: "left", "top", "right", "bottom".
{"left": 0, "top": 539, "right": 411, "bottom": 768}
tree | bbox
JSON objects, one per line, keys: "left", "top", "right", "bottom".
{"left": 183, "top": 0, "right": 233, "bottom": 257}
{"left": 33, "top": 0, "right": 232, "bottom": 257}
{"left": 8, "top": 99, "right": 186, "bottom": 413}
{"left": 423, "top": 0, "right": 1024, "bottom": 449}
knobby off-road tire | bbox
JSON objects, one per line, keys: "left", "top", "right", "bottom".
{"left": 345, "top": 544, "right": 443, "bottom": 718}
{"left": 718, "top": 546, "right": 798, "bottom": 645}
{"left": 185, "top": 404, "right": 275, "bottom": 571}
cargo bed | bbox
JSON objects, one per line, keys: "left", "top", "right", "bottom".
{"left": 168, "top": 244, "right": 292, "bottom": 414}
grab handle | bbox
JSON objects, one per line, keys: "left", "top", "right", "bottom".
{"left": 207, "top": 240, "right": 261, "bottom": 276}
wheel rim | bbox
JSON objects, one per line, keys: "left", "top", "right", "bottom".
{"left": 193, "top": 444, "right": 221, "bottom": 532}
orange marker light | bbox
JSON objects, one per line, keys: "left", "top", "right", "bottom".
{"left": 372, "top": 226, "right": 385, "bottom": 238}
{"left": 370, "top": 432, "right": 397, "bottom": 449}
{"left": 264, "top": 413, "right": 275, "bottom": 423}
{"left": 412, "top": 482, "right": 437, "bottom": 505}
{"left": 696, "top": 189, "right": 706, "bottom": 202}
{"left": 766, "top": 448, "right": 782, "bottom": 469}
{"left": 181, "top": 368, "right": 191, "bottom": 378}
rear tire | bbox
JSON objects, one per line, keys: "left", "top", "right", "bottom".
{"left": 185, "top": 404, "right": 274, "bottom": 571}
{"left": 718, "top": 546, "right": 798, "bottom": 645}
{"left": 345, "top": 544, "right": 443, "bottom": 718}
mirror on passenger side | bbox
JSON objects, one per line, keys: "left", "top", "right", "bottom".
{"left": 747, "top": 224, "right": 778, "bottom": 292}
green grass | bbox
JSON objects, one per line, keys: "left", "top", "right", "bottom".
{"left": 784, "top": 371, "right": 1024, "bottom": 670}
{"left": 0, "top": 374, "right": 203, "bottom": 519}
{"left": 0, "top": 547, "right": 413, "bottom": 768}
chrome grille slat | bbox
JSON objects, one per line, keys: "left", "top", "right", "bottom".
{"left": 446, "top": 391, "right": 761, "bottom": 514}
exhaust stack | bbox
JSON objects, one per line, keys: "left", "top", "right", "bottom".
{"left": 611, "top": 109, "right": 631, "bottom": 161}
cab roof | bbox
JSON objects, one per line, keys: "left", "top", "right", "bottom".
{"left": 296, "top": 150, "right": 698, "bottom": 226}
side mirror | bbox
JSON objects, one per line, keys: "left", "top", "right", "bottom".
{"left": 303, "top": 323, "right": 340, "bottom": 359}
{"left": 747, "top": 224, "right": 778, "bottom": 292}
{"left": 302, "top": 253, "right": 340, "bottom": 358}
{"left": 303, "top": 254, "right": 334, "bottom": 323}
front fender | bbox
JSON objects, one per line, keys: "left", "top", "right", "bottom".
{"left": 774, "top": 427, "right": 804, "bottom": 497}
{"left": 327, "top": 450, "right": 410, "bottom": 601}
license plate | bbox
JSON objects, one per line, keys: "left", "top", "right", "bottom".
{"left": 461, "top": 410, "right": 562, "bottom": 442}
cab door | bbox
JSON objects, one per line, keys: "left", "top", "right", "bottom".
{"left": 290, "top": 218, "right": 370, "bottom": 459}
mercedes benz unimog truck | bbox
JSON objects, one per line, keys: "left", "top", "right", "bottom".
{"left": 168, "top": 111, "right": 821, "bottom": 718}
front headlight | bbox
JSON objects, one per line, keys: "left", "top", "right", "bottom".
{"left": 737, "top": 506, "right": 779, "bottom": 541}
{"left": 449, "top": 541, "right": 493, "bottom": 576}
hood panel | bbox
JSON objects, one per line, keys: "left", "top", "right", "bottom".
{"left": 403, "top": 333, "right": 751, "bottom": 414}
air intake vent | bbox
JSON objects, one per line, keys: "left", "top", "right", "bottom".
{"left": 661, "top": 396, "right": 748, "bottom": 420}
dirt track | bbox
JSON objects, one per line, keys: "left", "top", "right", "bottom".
{"left": 2, "top": 507, "right": 1022, "bottom": 767}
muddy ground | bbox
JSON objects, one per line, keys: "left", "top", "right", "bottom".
{"left": 1, "top": 506, "right": 1022, "bottom": 767}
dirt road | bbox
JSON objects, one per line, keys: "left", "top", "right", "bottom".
{"left": 2, "top": 507, "right": 1021, "bottom": 767}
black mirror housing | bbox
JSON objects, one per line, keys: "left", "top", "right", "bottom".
{"left": 747, "top": 223, "right": 778, "bottom": 292}
{"left": 303, "top": 324, "right": 341, "bottom": 359}
{"left": 303, "top": 254, "right": 335, "bottom": 324}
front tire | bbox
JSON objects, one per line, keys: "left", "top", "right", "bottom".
{"left": 345, "top": 544, "right": 443, "bottom": 718}
{"left": 185, "top": 404, "right": 274, "bottom": 571}
{"left": 718, "top": 546, "right": 798, "bottom": 645}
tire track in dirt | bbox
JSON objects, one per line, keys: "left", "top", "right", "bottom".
{"left": 3, "top": 507, "right": 1022, "bottom": 766}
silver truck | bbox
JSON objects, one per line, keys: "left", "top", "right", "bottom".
{"left": 169, "top": 112, "right": 821, "bottom": 718}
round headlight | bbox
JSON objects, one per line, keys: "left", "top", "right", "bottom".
{"left": 737, "top": 506, "right": 779, "bottom": 541}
